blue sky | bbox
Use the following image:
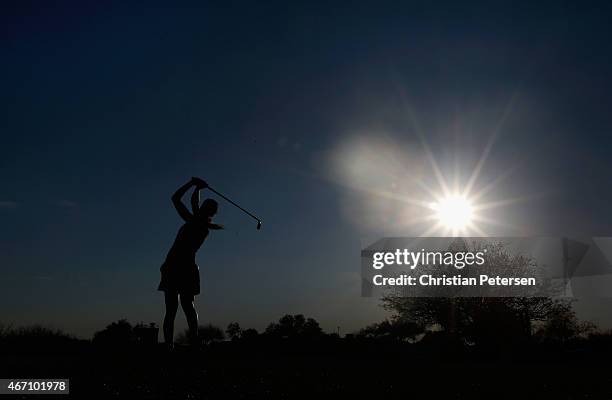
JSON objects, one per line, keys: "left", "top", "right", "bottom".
{"left": 2, "top": 1, "right": 612, "bottom": 337}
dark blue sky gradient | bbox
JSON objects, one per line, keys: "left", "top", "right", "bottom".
{"left": 2, "top": 1, "right": 612, "bottom": 337}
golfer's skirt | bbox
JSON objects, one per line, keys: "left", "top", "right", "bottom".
{"left": 157, "top": 262, "right": 200, "bottom": 295}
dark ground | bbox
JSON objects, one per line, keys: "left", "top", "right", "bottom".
{"left": 2, "top": 339, "right": 612, "bottom": 399}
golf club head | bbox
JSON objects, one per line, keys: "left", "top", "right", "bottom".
{"left": 256, "top": 221, "right": 262, "bottom": 230}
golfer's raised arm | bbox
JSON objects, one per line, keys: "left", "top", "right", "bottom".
{"left": 190, "top": 186, "right": 200, "bottom": 216}
{"left": 172, "top": 179, "right": 195, "bottom": 221}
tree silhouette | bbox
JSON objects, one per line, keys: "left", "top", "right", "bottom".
{"left": 226, "top": 322, "right": 242, "bottom": 341}
{"left": 357, "top": 318, "right": 424, "bottom": 342}
{"left": 535, "top": 301, "right": 597, "bottom": 343}
{"left": 382, "top": 242, "right": 571, "bottom": 347}
{"left": 241, "top": 328, "right": 259, "bottom": 341}
{"left": 265, "top": 314, "right": 323, "bottom": 339}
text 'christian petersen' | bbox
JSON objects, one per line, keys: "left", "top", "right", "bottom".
{"left": 373, "top": 274, "right": 537, "bottom": 286}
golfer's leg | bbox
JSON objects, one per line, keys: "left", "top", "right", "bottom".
{"left": 163, "top": 291, "right": 179, "bottom": 346}
{"left": 180, "top": 294, "right": 198, "bottom": 343}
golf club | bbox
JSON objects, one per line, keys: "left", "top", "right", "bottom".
{"left": 202, "top": 184, "right": 262, "bottom": 230}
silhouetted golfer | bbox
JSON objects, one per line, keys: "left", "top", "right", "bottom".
{"left": 158, "top": 177, "right": 223, "bottom": 349}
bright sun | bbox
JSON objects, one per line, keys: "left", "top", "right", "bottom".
{"left": 333, "top": 118, "right": 526, "bottom": 236}
{"left": 431, "top": 195, "right": 474, "bottom": 232}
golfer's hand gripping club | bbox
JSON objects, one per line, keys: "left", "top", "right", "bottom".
{"left": 197, "top": 179, "right": 262, "bottom": 230}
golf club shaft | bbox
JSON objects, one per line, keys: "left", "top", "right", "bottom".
{"left": 207, "top": 186, "right": 261, "bottom": 223}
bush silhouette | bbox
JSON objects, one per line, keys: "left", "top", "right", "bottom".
{"left": 93, "top": 319, "right": 134, "bottom": 346}
{"left": 177, "top": 323, "right": 225, "bottom": 345}
{"left": 265, "top": 314, "right": 323, "bottom": 339}
{"left": 0, "top": 324, "right": 79, "bottom": 354}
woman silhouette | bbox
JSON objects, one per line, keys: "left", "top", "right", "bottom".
{"left": 158, "top": 177, "right": 223, "bottom": 348}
